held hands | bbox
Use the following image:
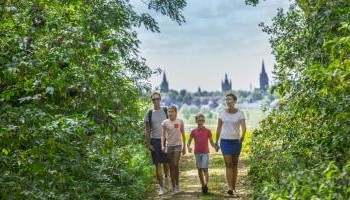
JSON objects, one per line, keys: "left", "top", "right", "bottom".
{"left": 182, "top": 147, "right": 186, "bottom": 155}
{"left": 161, "top": 146, "right": 166, "bottom": 153}
{"left": 187, "top": 146, "right": 192, "bottom": 153}
{"left": 214, "top": 142, "right": 220, "bottom": 152}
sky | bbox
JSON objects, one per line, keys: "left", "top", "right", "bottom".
{"left": 134, "top": 0, "right": 291, "bottom": 92}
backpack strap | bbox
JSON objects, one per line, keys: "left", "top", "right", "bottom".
{"left": 147, "top": 110, "right": 153, "bottom": 130}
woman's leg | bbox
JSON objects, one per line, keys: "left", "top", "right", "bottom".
{"left": 231, "top": 155, "right": 239, "bottom": 191}
{"left": 223, "top": 155, "right": 234, "bottom": 191}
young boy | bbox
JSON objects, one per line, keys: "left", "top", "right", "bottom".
{"left": 187, "top": 113, "right": 216, "bottom": 194}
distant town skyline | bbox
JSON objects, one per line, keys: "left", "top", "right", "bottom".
{"left": 160, "top": 60, "right": 269, "bottom": 93}
{"left": 135, "top": 0, "right": 291, "bottom": 92}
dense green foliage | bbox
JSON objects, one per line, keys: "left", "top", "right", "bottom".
{"left": 0, "top": 0, "right": 186, "bottom": 199}
{"left": 247, "top": 0, "right": 350, "bottom": 199}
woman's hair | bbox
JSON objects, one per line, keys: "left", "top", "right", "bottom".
{"left": 226, "top": 93, "right": 237, "bottom": 101}
{"left": 167, "top": 105, "right": 177, "bottom": 112}
{"left": 195, "top": 113, "right": 205, "bottom": 121}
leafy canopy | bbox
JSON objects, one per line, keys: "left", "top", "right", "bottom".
{"left": 0, "top": 0, "right": 186, "bottom": 199}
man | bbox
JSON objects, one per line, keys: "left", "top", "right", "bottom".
{"left": 144, "top": 92, "right": 170, "bottom": 195}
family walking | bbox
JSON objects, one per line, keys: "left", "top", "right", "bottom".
{"left": 144, "top": 92, "right": 246, "bottom": 196}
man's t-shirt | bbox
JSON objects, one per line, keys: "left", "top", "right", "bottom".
{"left": 144, "top": 108, "right": 167, "bottom": 139}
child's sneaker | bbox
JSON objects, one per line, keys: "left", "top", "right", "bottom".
{"left": 202, "top": 185, "right": 208, "bottom": 194}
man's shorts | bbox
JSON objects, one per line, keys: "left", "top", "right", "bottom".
{"left": 150, "top": 138, "right": 168, "bottom": 165}
{"left": 195, "top": 153, "right": 209, "bottom": 169}
{"left": 166, "top": 145, "right": 182, "bottom": 153}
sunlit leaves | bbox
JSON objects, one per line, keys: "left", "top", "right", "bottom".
{"left": 248, "top": 1, "right": 350, "bottom": 199}
{"left": 1, "top": 0, "right": 185, "bottom": 199}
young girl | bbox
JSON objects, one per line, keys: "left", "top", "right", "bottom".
{"left": 161, "top": 105, "right": 186, "bottom": 194}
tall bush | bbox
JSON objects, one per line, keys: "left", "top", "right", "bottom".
{"left": 0, "top": 0, "right": 186, "bottom": 199}
{"left": 246, "top": 1, "right": 350, "bottom": 199}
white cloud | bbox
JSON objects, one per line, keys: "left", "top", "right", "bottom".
{"left": 136, "top": 0, "right": 291, "bottom": 92}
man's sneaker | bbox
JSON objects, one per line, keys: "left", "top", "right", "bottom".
{"left": 158, "top": 187, "right": 166, "bottom": 196}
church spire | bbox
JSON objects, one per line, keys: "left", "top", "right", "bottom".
{"left": 160, "top": 71, "right": 169, "bottom": 93}
{"left": 221, "top": 73, "right": 232, "bottom": 92}
{"left": 260, "top": 60, "right": 269, "bottom": 92}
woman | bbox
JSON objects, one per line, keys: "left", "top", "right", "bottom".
{"left": 215, "top": 93, "right": 246, "bottom": 195}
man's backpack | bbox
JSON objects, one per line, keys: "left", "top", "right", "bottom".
{"left": 147, "top": 107, "right": 168, "bottom": 130}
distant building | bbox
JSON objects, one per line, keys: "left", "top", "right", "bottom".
{"left": 160, "top": 72, "right": 169, "bottom": 93}
{"left": 260, "top": 60, "right": 269, "bottom": 92}
{"left": 197, "top": 86, "right": 202, "bottom": 94}
{"left": 221, "top": 73, "right": 232, "bottom": 92}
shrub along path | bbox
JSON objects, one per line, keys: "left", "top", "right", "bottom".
{"left": 147, "top": 149, "right": 250, "bottom": 200}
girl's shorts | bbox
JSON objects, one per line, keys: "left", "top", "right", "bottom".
{"left": 166, "top": 145, "right": 182, "bottom": 153}
{"left": 220, "top": 139, "right": 242, "bottom": 155}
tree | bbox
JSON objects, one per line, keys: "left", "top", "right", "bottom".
{"left": 246, "top": 0, "right": 350, "bottom": 199}
{"left": 0, "top": 0, "right": 186, "bottom": 199}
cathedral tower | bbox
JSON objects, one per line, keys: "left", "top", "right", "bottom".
{"left": 260, "top": 60, "right": 269, "bottom": 92}
{"left": 221, "top": 73, "right": 232, "bottom": 92}
{"left": 160, "top": 72, "right": 169, "bottom": 93}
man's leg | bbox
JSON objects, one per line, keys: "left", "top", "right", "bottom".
{"left": 155, "top": 163, "right": 163, "bottom": 187}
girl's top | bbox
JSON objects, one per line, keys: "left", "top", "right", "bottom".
{"left": 162, "top": 119, "right": 184, "bottom": 146}
{"left": 219, "top": 109, "right": 245, "bottom": 140}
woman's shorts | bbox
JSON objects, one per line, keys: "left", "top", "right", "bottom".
{"left": 150, "top": 138, "right": 168, "bottom": 165}
{"left": 195, "top": 154, "right": 209, "bottom": 169}
{"left": 220, "top": 139, "right": 242, "bottom": 155}
{"left": 166, "top": 145, "right": 182, "bottom": 153}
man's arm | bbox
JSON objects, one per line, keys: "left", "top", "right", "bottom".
{"left": 144, "top": 122, "right": 153, "bottom": 151}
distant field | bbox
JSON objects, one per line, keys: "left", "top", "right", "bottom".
{"left": 179, "top": 107, "right": 266, "bottom": 133}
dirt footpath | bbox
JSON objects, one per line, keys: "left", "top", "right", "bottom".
{"left": 148, "top": 150, "right": 250, "bottom": 200}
